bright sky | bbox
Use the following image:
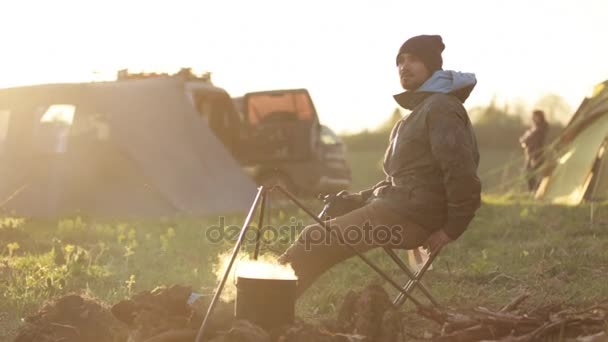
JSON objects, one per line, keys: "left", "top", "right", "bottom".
{"left": 1, "top": 0, "right": 607, "bottom": 133}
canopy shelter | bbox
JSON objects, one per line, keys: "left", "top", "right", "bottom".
{"left": 535, "top": 80, "right": 608, "bottom": 205}
{"left": 0, "top": 78, "right": 256, "bottom": 217}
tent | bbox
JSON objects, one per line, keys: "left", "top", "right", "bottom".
{"left": 535, "top": 80, "right": 608, "bottom": 205}
{"left": 0, "top": 78, "right": 257, "bottom": 218}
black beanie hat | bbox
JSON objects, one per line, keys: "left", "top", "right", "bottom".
{"left": 396, "top": 35, "right": 445, "bottom": 72}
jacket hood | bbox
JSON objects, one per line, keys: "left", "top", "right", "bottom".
{"left": 393, "top": 70, "right": 477, "bottom": 110}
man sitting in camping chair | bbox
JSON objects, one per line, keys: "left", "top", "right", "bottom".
{"left": 278, "top": 35, "right": 481, "bottom": 297}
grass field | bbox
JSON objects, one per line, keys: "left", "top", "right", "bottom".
{"left": 2, "top": 147, "right": 607, "bottom": 339}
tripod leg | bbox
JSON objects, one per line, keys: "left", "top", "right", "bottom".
{"left": 253, "top": 193, "right": 268, "bottom": 260}
{"left": 195, "top": 187, "right": 265, "bottom": 342}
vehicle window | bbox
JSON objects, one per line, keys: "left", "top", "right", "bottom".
{"left": 247, "top": 92, "right": 314, "bottom": 125}
{"left": 34, "top": 104, "right": 76, "bottom": 153}
{"left": 320, "top": 126, "right": 340, "bottom": 145}
{"left": 0, "top": 109, "right": 10, "bottom": 153}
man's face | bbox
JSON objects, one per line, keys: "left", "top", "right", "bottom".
{"left": 397, "top": 53, "right": 432, "bottom": 91}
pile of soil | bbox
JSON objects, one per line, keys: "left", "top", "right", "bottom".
{"left": 209, "top": 320, "right": 270, "bottom": 342}
{"left": 14, "top": 294, "right": 128, "bottom": 342}
{"left": 110, "top": 283, "right": 399, "bottom": 341}
{"left": 210, "top": 284, "right": 399, "bottom": 342}
{"left": 111, "top": 284, "right": 233, "bottom": 342}
{"left": 269, "top": 321, "right": 369, "bottom": 342}
{"left": 333, "top": 283, "right": 402, "bottom": 341}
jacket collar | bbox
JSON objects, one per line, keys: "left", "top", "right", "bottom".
{"left": 393, "top": 70, "right": 477, "bottom": 110}
{"left": 392, "top": 91, "right": 434, "bottom": 110}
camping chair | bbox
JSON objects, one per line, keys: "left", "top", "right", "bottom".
{"left": 196, "top": 185, "right": 440, "bottom": 341}
{"left": 317, "top": 191, "right": 440, "bottom": 308}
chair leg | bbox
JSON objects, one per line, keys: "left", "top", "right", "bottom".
{"left": 393, "top": 251, "right": 439, "bottom": 307}
{"left": 384, "top": 248, "right": 439, "bottom": 307}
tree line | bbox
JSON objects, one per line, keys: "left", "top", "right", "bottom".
{"left": 341, "top": 96, "right": 568, "bottom": 152}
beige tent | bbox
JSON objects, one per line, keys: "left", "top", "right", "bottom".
{"left": 535, "top": 80, "right": 608, "bottom": 205}
{"left": 0, "top": 78, "right": 257, "bottom": 217}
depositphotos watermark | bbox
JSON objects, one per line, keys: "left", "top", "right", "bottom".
{"left": 204, "top": 217, "right": 408, "bottom": 250}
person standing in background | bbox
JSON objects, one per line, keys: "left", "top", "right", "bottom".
{"left": 519, "top": 109, "right": 549, "bottom": 192}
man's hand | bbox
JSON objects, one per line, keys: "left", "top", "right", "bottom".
{"left": 339, "top": 191, "right": 364, "bottom": 203}
{"left": 423, "top": 230, "right": 452, "bottom": 255}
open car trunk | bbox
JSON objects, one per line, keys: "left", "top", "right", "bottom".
{"left": 237, "top": 89, "right": 321, "bottom": 163}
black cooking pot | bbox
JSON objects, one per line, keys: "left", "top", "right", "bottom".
{"left": 235, "top": 276, "right": 297, "bottom": 331}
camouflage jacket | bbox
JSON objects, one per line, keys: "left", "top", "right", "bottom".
{"left": 361, "top": 71, "right": 481, "bottom": 240}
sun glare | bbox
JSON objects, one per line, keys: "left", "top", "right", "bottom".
{"left": 1, "top": 0, "right": 607, "bottom": 133}
{"left": 40, "top": 105, "right": 76, "bottom": 125}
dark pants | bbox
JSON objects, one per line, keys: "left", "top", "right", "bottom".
{"left": 525, "top": 159, "right": 543, "bottom": 192}
{"left": 278, "top": 199, "right": 431, "bottom": 297}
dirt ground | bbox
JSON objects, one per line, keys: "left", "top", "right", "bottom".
{"left": 332, "top": 283, "right": 402, "bottom": 341}
{"left": 10, "top": 283, "right": 397, "bottom": 342}
{"left": 13, "top": 294, "right": 128, "bottom": 342}
{"left": 111, "top": 284, "right": 234, "bottom": 341}
{"left": 204, "top": 283, "right": 400, "bottom": 342}
{"left": 14, "top": 282, "right": 608, "bottom": 341}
